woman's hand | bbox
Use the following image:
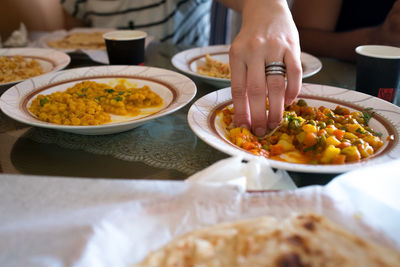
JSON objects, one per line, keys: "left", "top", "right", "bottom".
{"left": 229, "top": 0, "right": 302, "bottom": 136}
{"left": 371, "top": 0, "right": 400, "bottom": 46}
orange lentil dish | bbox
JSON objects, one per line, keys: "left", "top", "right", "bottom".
{"left": 221, "top": 99, "right": 387, "bottom": 165}
{"left": 29, "top": 80, "right": 163, "bottom": 126}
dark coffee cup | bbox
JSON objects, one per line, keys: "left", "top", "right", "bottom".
{"left": 355, "top": 45, "right": 400, "bottom": 105}
{"left": 103, "top": 30, "right": 147, "bottom": 65}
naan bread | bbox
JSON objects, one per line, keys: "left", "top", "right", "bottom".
{"left": 47, "top": 32, "right": 106, "bottom": 50}
{"left": 136, "top": 213, "right": 400, "bottom": 267}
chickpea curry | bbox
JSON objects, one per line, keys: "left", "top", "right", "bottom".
{"left": 221, "top": 99, "right": 387, "bottom": 165}
{"left": 29, "top": 80, "right": 163, "bottom": 126}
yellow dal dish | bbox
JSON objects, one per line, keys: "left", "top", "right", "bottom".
{"left": 29, "top": 80, "right": 163, "bottom": 126}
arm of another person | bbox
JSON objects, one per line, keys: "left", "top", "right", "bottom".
{"left": 217, "top": 0, "right": 302, "bottom": 136}
{"left": 292, "top": 0, "right": 400, "bottom": 62}
{"left": 0, "top": 0, "right": 84, "bottom": 39}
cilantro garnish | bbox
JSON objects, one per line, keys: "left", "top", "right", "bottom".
{"left": 361, "top": 107, "right": 375, "bottom": 126}
{"left": 304, "top": 146, "right": 316, "bottom": 152}
{"left": 104, "top": 89, "right": 115, "bottom": 93}
{"left": 95, "top": 96, "right": 104, "bottom": 102}
{"left": 75, "top": 92, "right": 86, "bottom": 97}
{"left": 39, "top": 97, "right": 49, "bottom": 107}
{"left": 356, "top": 128, "right": 366, "bottom": 134}
{"left": 285, "top": 113, "right": 301, "bottom": 123}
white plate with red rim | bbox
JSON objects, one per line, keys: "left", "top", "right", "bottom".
{"left": 0, "top": 65, "right": 196, "bottom": 135}
{"left": 0, "top": 48, "right": 71, "bottom": 87}
{"left": 188, "top": 83, "right": 400, "bottom": 173}
{"left": 171, "top": 45, "right": 322, "bottom": 88}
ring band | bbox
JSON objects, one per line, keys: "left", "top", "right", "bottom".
{"left": 265, "top": 70, "right": 286, "bottom": 76}
{"left": 265, "top": 62, "right": 286, "bottom": 76}
{"left": 265, "top": 66, "right": 286, "bottom": 72}
{"left": 265, "top": 62, "right": 286, "bottom": 69}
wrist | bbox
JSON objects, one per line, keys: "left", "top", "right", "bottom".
{"left": 242, "top": 0, "right": 290, "bottom": 22}
{"left": 243, "top": 0, "right": 288, "bottom": 12}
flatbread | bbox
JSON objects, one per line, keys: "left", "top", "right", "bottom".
{"left": 136, "top": 213, "right": 400, "bottom": 267}
{"left": 47, "top": 32, "right": 106, "bottom": 50}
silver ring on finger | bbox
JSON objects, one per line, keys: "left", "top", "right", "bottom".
{"left": 265, "top": 70, "right": 286, "bottom": 76}
{"left": 265, "top": 62, "right": 286, "bottom": 69}
{"left": 265, "top": 62, "right": 286, "bottom": 76}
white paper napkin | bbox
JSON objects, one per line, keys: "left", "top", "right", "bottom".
{"left": 4, "top": 23, "right": 28, "bottom": 47}
{"left": 185, "top": 156, "right": 297, "bottom": 191}
{"left": 1, "top": 160, "right": 400, "bottom": 266}
{"left": 326, "top": 159, "right": 400, "bottom": 247}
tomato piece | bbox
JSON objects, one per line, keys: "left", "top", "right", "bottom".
{"left": 270, "top": 144, "right": 284, "bottom": 156}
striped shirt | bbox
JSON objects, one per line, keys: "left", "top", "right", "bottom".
{"left": 61, "top": 0, "right": 212, "bottom": 46}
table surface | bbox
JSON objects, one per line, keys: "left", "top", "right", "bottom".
{"left": 0, "top": 42, "right": 362, "bottom": 186}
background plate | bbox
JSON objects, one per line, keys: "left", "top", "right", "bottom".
{"left": 188, "top": 83, "right": 400, "bottom": 173}
{"left": 172, "top": 45, "right": 322, "bottom": 88}
{"left": 0, "top": 47, "right": 70, "bottom": 87}
{"left": 0, "top": 65, "right": 196, "bottom": 135}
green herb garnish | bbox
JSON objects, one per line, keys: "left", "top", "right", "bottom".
{"left": 104, "top": 89, "right": 115, "bottom": 93}
{"left": 95, "top": 96, "right": 104, "bottom": 102}
{"left": 115, "top": 96, "right": 123, "bottom": 102}
{"left": 285, "top": 113, "right": 301, "bottom": 123}
{"left": 75, "top": 92, "right": 86, "bottom": 97}
{"left": 356, "top": 128, "right": 366, "bottom": 134}
{"left": 304, "top": 146, "right": 316, "bottom": 152}
{"left": 361, "top": 107, "right": 375, "bottom": 126}
{"left": 39, "top": 97, "right": 49, "bottom": 107}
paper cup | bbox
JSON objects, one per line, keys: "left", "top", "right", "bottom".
{"left": 103, "top": 30, "right": 147, "bottom": 65}
{"left": 355, "top": 45, "right": 400, "bottom": 104}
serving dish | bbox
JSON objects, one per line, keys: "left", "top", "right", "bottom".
{"left": 0, "top": 48, "right": 70, "bottom": 87}
{"left": 188, "top": 83, "right": 400, "bottom": 173}
{"left": 172, "top": 45, "right": 322, "bottom": 88}
{"left": 0, "top": 65, "right": 196, "bottom": 135}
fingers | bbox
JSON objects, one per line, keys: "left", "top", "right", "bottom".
{"left": 230, "top": 45, "right": 250, "bottom": 129}
{"left": 265, "top": 42, "right": 287, "bottom": 130}
{"left": 266, "top": 73, "right": 286, "bottom": 130}
{"left": 284, "top": 51, "right": 302, "bottom": 106}
{"left": 227, "top": 0, "right": 301, "bottom": 137}
{"left": 247, "top": 57, "right": 267, "bottom": 136}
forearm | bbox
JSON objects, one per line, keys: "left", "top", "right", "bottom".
{"left": 1, "top": 0, "right": 66, "bottom": 31}
{"left": 298, "top": 27, "right": 375, "bottom": 62}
